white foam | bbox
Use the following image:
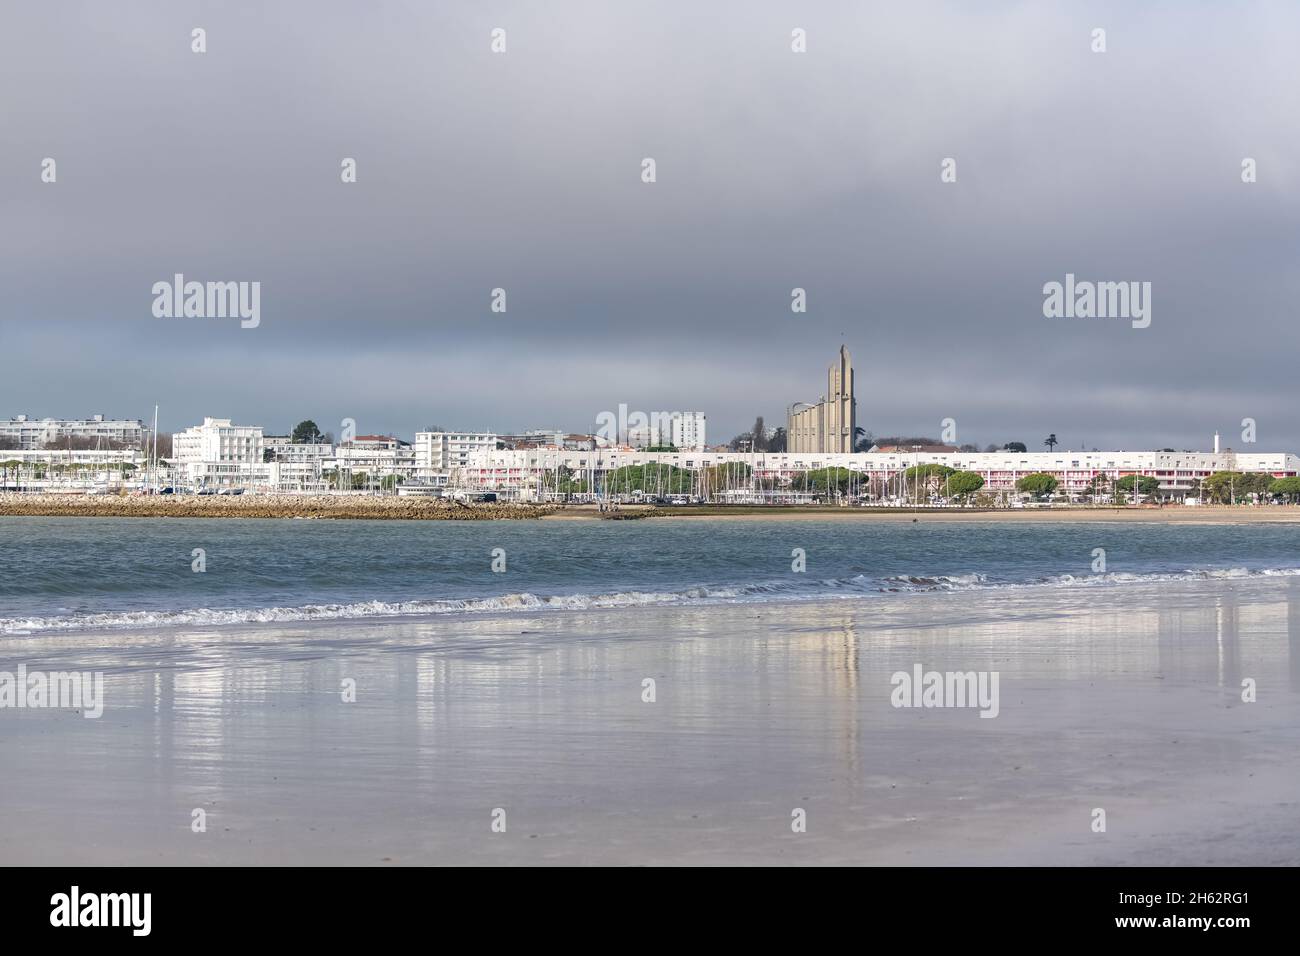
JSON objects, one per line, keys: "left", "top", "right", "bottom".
{"left": 4, "top": 565, "right": 1299, "bottom": 635}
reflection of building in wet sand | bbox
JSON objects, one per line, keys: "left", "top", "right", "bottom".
{"left": 1289, "top": 580, "right": 1300, "bottom": 693}
{"left": 1156, "top": 593, "right": 1243, "bottom": 690}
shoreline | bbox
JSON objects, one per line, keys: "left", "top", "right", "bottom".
{"left": 646, "top": 504, "right": 1300, "bottom": 523}
{"left": 3, "top": 493, "right": 1300, "bottom": 524}
{"left": 0, "top": 492, "right": 555, "bottom": 521}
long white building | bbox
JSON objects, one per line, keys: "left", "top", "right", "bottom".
{"left": 0, "top": 415, "right": 146, "bottom": 450}
{"left": 457, "top": 446, "right": 1300, "bottom": 498}
{"left": 0, "top": 447, "right": 150, "bottom": 491}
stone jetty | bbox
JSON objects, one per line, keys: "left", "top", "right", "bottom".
{"left": 0, "top": 493, "right": 556, "bottom": 521}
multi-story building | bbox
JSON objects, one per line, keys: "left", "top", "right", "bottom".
{"left": 458, "top": 445, "right": 1300, "bottom": 500}
{"left": 670, "top": 412, "right": 707, "bottom": 451}
{"left": 326, "top": 435, "right": 416, "bottom": 485}
{"left": 413, "top": 431, "right": 498, "bottom": 481}
{"left": 0, "top": 447, "right": 150, "bottom": 490}
{"left": 787, "top": 346, "right": 856, "bottom": 454}
{"left": 0, "top": 415, "right": 146, "bottom": 450}
{"left": 625, "top": 413, "right": 707, "bottom": 450}
{"left": 170, "top": 417, "right": 266, "bottom": 489}
{"left": 499, "top": 431, "right": 601, "bottom": 452}
{"left": 262, "top": 438, "right": 333, "bottom": 492}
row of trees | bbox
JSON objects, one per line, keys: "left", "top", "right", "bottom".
{"left": 543, "top": 464, "right": 1300, "bottom": 505}
{"left": 728, "top": 418, "right": 787, "bottom": 452}
{"left": 1010, "top": 470, "right": 1300, "bottom": 503}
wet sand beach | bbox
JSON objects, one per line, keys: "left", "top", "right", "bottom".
{"left": 2, "top": 575, "right": 1297, "bottom": 865}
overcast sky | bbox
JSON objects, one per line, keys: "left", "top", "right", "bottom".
{"left": 2, "top": 1, "right": 1297, "bottom": 451}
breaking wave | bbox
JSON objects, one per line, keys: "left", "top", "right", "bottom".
{"left": 4, "top": 565, "right": 1299, "bottom": 635}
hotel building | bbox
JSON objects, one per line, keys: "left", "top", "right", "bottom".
{"left": 170, "top": 417, "right": 266, "bottom": 489}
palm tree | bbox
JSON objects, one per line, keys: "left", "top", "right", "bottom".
{"left": 1044, "top": 434, "right": 1058, "bottom": 452}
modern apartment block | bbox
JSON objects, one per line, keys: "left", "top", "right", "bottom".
{"left": 670, "top": 412, "right": 707, "bottom": 451}
{"left": 626, "top": 413, "right": 707, "bottom": 450}
{"left": 170, "top": 417, "right": 265, "bottom": 489}
{"left": 413, "top": 431, "right": 498, "bottom": 480}
{"left": 787, "top": 346, "right": 856, "bottom": 454}
{"left": 327, "top": 435, "right": 415, "bottom": 482}
{"left": 0, "top": 415, "right": 146, "bottom": 450}
{"left": 262, "top": 438, "right": 333, "bottom": 492}
{"left": 499, "top": 431, "right": 599, "bottom": 451}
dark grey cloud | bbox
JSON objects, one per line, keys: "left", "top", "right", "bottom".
{"left": 2, "top": 1, "right": 1297, "bottom": 450}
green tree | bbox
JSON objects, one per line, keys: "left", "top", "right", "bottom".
{"left": 605, "top": 463, "right": 693, "bottom": 496}
{"left": 0, "top": 459, "right": 22, "bottom": 488}
{"left": 1115, "top": 475, "right": 1160, "bottom": 498}
{"left": 900, "top": 463, "right": 956, "bottom": 502}
{"left": 1203, "top": 471, "right": 1251, "bottom": 504}
{"left": 1238, "top": 472, "right": 1275, "bottom": 499}
{"left": 946, "top": 471, "right": 985, "bottom": 502}
{"left": 1269, "top": 476, "right": 1300, "bottom": 503}
{"left": 1043, "top": 434, "right": 1058, "bottom": 452}
{"left": 793, "top": 467, "right": 856, "bottom": 496}
{"left": 1003, "top": 442, "right": 1027, "bottom": 453}
{"left": 903, "top": 463, "right": 957, "bottom": 481}
{"left": 291, "top": 420, "right": 323, "bottom": 444}
{"left": 1016, "top": 473, "right": 1059, "bottom": 498}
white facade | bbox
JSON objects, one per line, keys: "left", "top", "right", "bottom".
{"left": 414, "top": 431, "right": 498, "bottom": 480}
{"left": 326, "top": 436, "right": 415, "bottom": 484}
{"left": 0, "top": 415, "right": 146, "bottom": 450}
{"left": 265, "top": 441, "right": 332, "bottom": 463}
{"left": 170, "top": 417, "right": 265, "bottom": 489}
{"left": 0, "top": 448, "right": 150, "bottom": 491}
{"left": 458, "top": 447, "right": 1300, "bottom": 497}
{"left": 670, "top": 412, "right": 707, "bottom": 451}
{"left": 260, "top": 442, "right": 332, "bottom": 491}
{"left": 626, "top": 412, "right": 706, "bottom": 450}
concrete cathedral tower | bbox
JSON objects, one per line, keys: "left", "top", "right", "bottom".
{"left": 787, "top": 345, "right": 857, "bottom": 454}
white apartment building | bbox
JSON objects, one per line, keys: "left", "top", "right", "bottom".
{"left": 264, "top": 440, "right": 333, "bottom": 463}
{"left": 671, "top": 412, "right": 707, "bottom": 451}
{"left": 625, "top": 412, "right": 707, "bottom": 450}
{"left": 170, "top": 417, "right": 266, "bottom": 490}
{"left": 262, "top": 441, "right": 333, "bottom": 492}
{"left": 0, "top": 448, "right": 150, "bottom": 491}
{"left": 413, "top": 431, "right": 498, "bottom": 481}
{"left": 0, "top": 415, "right": 146, "bottom": 450}
{"left": 326, "top": 435, "right": 416, "bottom": 485}
{"left": 457, "top": 446, "right": 1300, "bottom": 498}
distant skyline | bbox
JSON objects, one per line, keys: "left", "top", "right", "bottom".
{"left": 3, "top": 2, "right": 1299, "bottom": 451}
